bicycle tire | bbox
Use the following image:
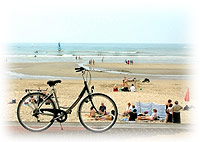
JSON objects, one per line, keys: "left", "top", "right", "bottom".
{"left": 78, "top": 93, "right": 118, "bottom": 132}
{"left": 17, "top": 92, "right": 56, "bottom": 132}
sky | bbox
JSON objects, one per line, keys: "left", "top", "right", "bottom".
{"left": 0, "top": 0, "right": 194, "bottom": 43}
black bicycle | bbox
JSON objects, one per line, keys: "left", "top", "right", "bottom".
{"left": 17, "top": 67, "right": 118, "bottom": 132}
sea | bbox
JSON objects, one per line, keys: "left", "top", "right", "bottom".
{"left": 6, "top": 43, "right": 191, "bottom": 64}
{"left": 5, "top": 43, "right": 193, "bottom": 80}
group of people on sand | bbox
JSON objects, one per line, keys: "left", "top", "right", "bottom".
{"left": 88, "top": 103, "right": 115, "bottom": 121}
{"left": 87, "top": 99, "right": 183, "bottom": 123}
{"left": 165, "top": 99, "right": 183, "bottom": 123}
{"left": 88, "top": 57, "right": 105, "bottom": 64}
{"left": 113, "top": 77, "right": 137, "bottom": 92}
{"left": 122, "top": 103, "right": 138, "bottom": 121}
{"left": 89, "top": 59, "right": 95, "bottom": 65}
{"left": 121, "top": 102, "right": 158, "bottom": 122}
{"left": 125, "top": 59, "right": 134, "bottom": 65}
{"left": 121, "top": 99, "right": 183, "bottom": 123}
{"left": 75, "top": 56, "right": 81, "bottom": 60}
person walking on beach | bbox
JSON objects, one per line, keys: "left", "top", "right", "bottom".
{"left": 101, "top": 56, "right": 104, "bottom": 63}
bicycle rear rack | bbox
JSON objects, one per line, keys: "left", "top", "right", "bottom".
{"left": 25, "top": 88, "right": 48, "bottom": 93}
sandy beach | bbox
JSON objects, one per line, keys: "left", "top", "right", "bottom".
{"left": 6, "top": 62, "right": 193, "bottom": 123}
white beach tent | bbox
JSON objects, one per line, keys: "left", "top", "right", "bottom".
{"left": 135, "top": 102, "right": 166, "bottom": 118}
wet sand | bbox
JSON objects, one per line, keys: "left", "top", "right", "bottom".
{"left": 8, "top": 62, "right": 191, "bottom": 80}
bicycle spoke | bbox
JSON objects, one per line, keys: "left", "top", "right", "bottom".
{"left": 17, "top": 93, "right": 55, "bottom": 132}
{"left": 78, "top": 93, "right": 118, "bottom": 132}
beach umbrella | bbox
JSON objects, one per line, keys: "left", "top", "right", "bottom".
{"left": 184, "top": 88, "right": 189, "bottom": 102}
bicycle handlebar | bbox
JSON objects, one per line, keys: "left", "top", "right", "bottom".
{"left": 75, "top": 67, "right": 91, "bottom": 85}
{"left": 75, "top": 67, "right": 86, "bottom": 72}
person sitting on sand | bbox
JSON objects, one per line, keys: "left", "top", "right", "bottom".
{"left": 121, "top": 77, "right": 129, "bottom": 91}
{"left": 88, "top": 106, "right": 96, "bottom": 117}
{"left": 123, "top": 103, "right": 132, "bottom": 116}
{"left": 113, "top": 84, "right": 118, "bottom": 92}
{"left": 96, "top": 110, "right": 115, "bottom": 121}
{"left": 130, "top": 105, "right": 137, "bottom": 112}
{"left": 99, "top": 103, "right": 107, "bottom": 115}
{"left": 138, "top": 109, "right": 157, "bottom": 121}
{"left": 129, "top": 108, "right": 137, "bottom": 121}
{"left": 130, "top": 84, "right": 135, "bottom": 92}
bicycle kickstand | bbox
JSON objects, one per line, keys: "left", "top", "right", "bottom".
{"left": 60, "top": 122, "right": 64, "bottom": 130}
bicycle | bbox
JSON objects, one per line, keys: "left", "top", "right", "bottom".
{"left": 17, "top": 67, "right": 118, "bottom": 132}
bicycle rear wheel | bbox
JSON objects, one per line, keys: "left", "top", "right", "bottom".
{"left": 17, "top": 93, "right": 56, "bottom": 132}
{"left": 78, "top": 93, "right": 118, "bottom": 132}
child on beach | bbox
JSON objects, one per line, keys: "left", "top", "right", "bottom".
{"left": 113, "top": 84, "right": 118, "bottom": 92}
{"left": 130, "top": 84, "right": 135, "bottom": 92}
{"left": 138, "top": 109, "right": 157, "bottom": 121}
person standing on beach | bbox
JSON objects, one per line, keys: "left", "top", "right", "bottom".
{"left": 101, "top": 56, "right": 104, "bottom": 63}
{"left": 133, "top": 78, "right": 137, "bottom": 89}
{"left": 123, "top": 77, "right": 128, "bottom": 87}
{"left": 169, "top": 101, "right": 183, "bottom": 123}
{"left": 165, "top": 99, "right": 173, "bottom": 123}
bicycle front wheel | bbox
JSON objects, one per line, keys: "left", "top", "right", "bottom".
{"left": 17, "top": 92, "right": 56, "bottom": 132}
{"left": 78, "top": 93, "right": 118, "bottom": 132}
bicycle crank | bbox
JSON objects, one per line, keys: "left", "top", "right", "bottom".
{"left": 40, "top": 108, "right": 67, "bottom": 123}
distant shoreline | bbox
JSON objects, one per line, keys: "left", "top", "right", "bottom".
{"left": 7, "top": 43, "right": 191, "bottom": 64}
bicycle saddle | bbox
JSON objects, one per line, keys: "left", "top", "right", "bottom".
{"left": 47, "top": 80, "right": 61, "bottom": 87}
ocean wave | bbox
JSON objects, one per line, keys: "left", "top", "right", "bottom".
{"left": 4, "top": 54, "right": 192, "bottom": 59}
{"left": 71, "top": 50, "right": 138, "bottom": 54}
{"left": 4, "top": 54, "right": 73, "bottom": 58}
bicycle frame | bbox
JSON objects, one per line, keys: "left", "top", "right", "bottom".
{"left": 64, "top": 81, "right": 91, "bottom": 114}
{"left": 40, "top": 70, "right": 95, "bottom": 115}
